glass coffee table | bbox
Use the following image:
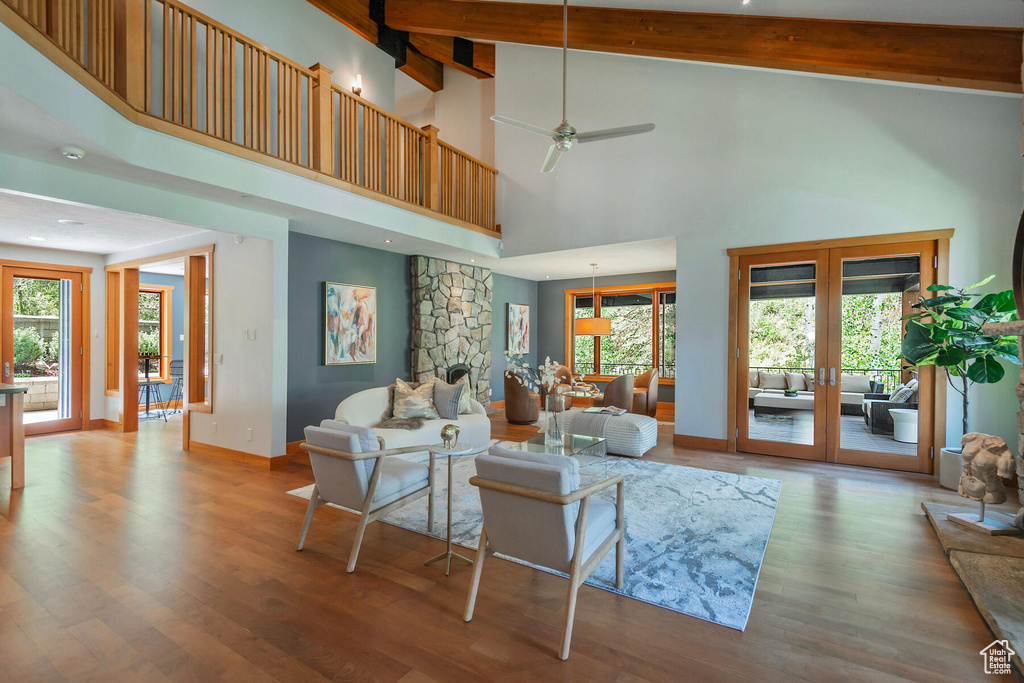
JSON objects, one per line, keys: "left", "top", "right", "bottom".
{"left": 521, "top": 433, "right": 607, "bottom": 457}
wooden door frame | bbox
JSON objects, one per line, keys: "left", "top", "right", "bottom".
{"left": 734, "top": 249, "right": 829, "bottom": 461}
{"left": 726, "top": 229, "right": 953, "bottom": 472}
{"left": 105, "top": 243, "right": 214, "bottom": 437}
{"left": 825, "top": 241, "right": 937, "bottom": 473}
{"left": 0, "top": 261, "right": 91, "bottom": 435}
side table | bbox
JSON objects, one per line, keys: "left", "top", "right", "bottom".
{"left": 425, "top": 444, "right": 477, "bottom": 576}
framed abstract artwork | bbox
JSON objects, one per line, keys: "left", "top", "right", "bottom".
{"left": 325, "top": 282, "right": 377, "bottom": 365}
{"left": 507, "top": 303, "right": 530, "bottom": 354}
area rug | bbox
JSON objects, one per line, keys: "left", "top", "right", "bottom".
{"left": 287, "top": 445, "right": 781, "bottom": 631}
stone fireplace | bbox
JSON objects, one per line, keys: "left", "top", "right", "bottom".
{"left": 410, "top": 256, "right": 493, "bottom": 404}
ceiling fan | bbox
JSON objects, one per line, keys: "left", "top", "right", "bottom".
{"left": 491, "top": 0, "right": 655, "bottom": 173}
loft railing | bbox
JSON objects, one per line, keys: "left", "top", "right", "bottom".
{"left": 0, "top": 0, "right": 500, "bottom": 233}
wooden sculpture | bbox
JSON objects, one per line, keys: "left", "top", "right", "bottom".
{"left": 947, "top": 433, "right": 1018, "bottom": 535}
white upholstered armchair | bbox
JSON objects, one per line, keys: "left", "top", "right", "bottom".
{"left": 463, "top": 445, "right": 625, "bottom": 660}
{"left": 298, "top": 420, "right": 436, "bottom": 572}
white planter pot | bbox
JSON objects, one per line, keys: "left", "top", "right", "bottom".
{"left": 938, "top": 447, "right": 963, "bottom": 491}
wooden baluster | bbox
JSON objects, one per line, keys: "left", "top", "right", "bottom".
{"left": 262, "top": 52, "right": 269, "bottom": 153}
{"left": 188, "top": 13, "right": 196, "bottom": 127}
{"left": 162, "top": 0, "right": 169, "bottom": 118}
{"left": 226, "top": 35, "right": 234, "bottom": 141}
{"left": 421, "top": 125, "right": 439, "bottom": 211}
{"left": 206, "top": 23, "right": 213, "bottom": 133}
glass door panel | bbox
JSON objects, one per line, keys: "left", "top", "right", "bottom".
{"left": 2, "top": 269, "right": 83, "bottom": 435}
{"left": 827, "top": 245, "right": 934, "bottom": 472}
{"left": 737, "top": 250, "right": 828, "bottom": 461}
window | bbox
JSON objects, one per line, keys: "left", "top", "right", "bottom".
{"left": 138, "top": 285, "right": 173, "bottom": 381}
{"left": 566, "top": 282, "right": 676, "bottom": 382}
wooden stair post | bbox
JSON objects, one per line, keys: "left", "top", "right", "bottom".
{"left": 113, "top": 0, "right": 147, "bottom": 108}
{"left": 309, "top": 63, "right": 335, "bottom": 175}
{"left": 422, "top": 124, "right": 440, "bottom": 210}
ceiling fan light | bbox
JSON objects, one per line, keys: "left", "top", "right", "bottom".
{"left": 575, "top": 317, "right": 611, "bottom": 336}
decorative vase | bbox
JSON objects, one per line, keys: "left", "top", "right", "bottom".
{"left": 939, "top": 447, "right": 964, "bottom": 491}
{"left": 545, "top": 393, "right": 566, "bottom": 446}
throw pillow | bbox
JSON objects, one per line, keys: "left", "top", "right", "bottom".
{"left": 890, "top": 384, "right": 916, "bottom": 403}
{"left": 758, "top": 371, "right": 787, "bottom": 390}
{"left": 434, "top": 380, "right": 467, "bottom": 420}
{"left": 454, "top": 374, "right": 473, "bottom": 414}
{"left": 748, "top": 370, "right": 759, "bottom": 388}
{"left": 803, "top": 372, "right": 816, "bottom": 391}
{"left": 393, "top": 378, "right": 439, "bottom": 419}
{"left": 785, "top": 372, "right": 807, "bottom": 392}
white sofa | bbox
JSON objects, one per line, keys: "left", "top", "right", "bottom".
{"left": 748, "top": 370, "right": 876, "bottom": 415}
{"left": 334, "top": 387, "right": 491, "bottom": 463}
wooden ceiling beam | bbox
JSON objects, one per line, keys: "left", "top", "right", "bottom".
{"left": 472, "top": 41, "right": 495, "bottom": 75}
{"left": 400, "top": 47, "right": 445, "bottom": 91}
{"left": 307, "top": 0, "right": 378, "bottom": 43}
{"left": 385, "top": 0, "right": 1023, "bottom": 93}
{"left": 409, "top": 33, "right": 493, "bottom": 78}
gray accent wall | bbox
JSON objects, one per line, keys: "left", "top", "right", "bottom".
{"left": 287, "top": 232, "right": 411, "bottom": 442}
{"left": 537, "top": 270, "right": 676, "bottom": 403}
{"left": 490, "top": 273, "right": 538, "bottom": 401}
{"left": 139, "top": 272, "right": 184, "bottom": 404}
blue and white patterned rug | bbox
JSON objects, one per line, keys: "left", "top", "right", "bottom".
{"left": 287, "top": 445, "right": 781, "bottom": 631}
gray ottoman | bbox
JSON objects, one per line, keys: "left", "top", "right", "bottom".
{"left": 547, "top": 408, "right": 658, "bottom": 458}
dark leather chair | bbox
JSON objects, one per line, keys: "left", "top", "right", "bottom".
{"left": 540, "top": 364, "right": 574, "bottom": 410}
{"left": 504, "top": 371, "right": 540, "bottom": 424}
{"left": 632, "top": 368, "right": 659, "bottom": 417}
{"left": 594, "top": 375, "right": 634, "bottom": 411}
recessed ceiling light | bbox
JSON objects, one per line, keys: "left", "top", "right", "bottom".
{"left": 470, "top": 259, "right": 476, "bottom": 262}
{"left": 58, "top": 219, "right": 84, "bottom": 225}
{"left": 59, "top": 145, "right": 85, "bottom": 160}
{"left": 27, "top": 236, "right": 46, "bottom": 241}
{"left": 384, "top": 239, "right": 392, "bottom": 243}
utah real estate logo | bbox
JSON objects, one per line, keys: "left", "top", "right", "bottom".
{"left": 980, "top": 640, "right": 1015, "bottom": 675}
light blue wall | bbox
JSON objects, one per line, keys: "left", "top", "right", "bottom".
{"left": 491, "top": 273, "right": 539, "bottom": 401}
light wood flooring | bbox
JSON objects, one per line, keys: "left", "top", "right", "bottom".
{"left": 0, "top": 414, "right": 1013, "bottom": 681}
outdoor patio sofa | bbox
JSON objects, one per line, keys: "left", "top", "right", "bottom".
{"left": 748, "top": 370, "right": 881, "bottom": 416}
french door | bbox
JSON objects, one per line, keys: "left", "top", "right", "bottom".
{"left": 736, "top": 241, "right": 936, "bottom": 473}
{"left": 1, "top": 266, "right": 85, "bottom": 435}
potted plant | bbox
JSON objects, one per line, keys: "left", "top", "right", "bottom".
{"left": 901, "top": 275, "right": 1020, "bottom": 488}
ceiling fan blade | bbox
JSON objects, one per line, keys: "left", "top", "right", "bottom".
{"left": 541, "top": 144, "right": 564, "bottom": 173}
{"left": 576, "top": 123, "right": 656, "bottom": 144}
{"left": 491, "top": 115, "right": 555, "bottom": 138}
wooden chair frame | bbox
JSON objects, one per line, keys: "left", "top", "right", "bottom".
{"left": 298, "top": 437, "right": 437, "bottom": 572}
{"left": 464, "top": 473, "right": 626, "bottom": 660}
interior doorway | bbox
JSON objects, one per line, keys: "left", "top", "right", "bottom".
{"left": 730, "top": 233, "right": 948, "bottom": 473}
{"left": 1, "top": 264, "right": 87, "bottom": 436}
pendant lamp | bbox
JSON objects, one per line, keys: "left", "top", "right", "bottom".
{"left": 574, "top": 264, "right": 612, "bottom": 336}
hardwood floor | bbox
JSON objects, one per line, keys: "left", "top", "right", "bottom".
{"left": 0, "top": 415, "right": 1011, "bottom": 681}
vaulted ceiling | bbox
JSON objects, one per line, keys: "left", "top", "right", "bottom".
{"left": 309, "top": 0, "right": 1022, "bottom": 94}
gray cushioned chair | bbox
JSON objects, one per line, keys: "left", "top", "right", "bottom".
{"left": 298, "top": 420, "right": 435, "bottom": 572}
{"left": 464, "top": 445, "right": 625, "bottom": 660}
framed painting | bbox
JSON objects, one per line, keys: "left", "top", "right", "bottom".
{"left": 325, "top": 282, "right": 377, "bottom": 365}
{"left": 507, "top": 303, "right": 530, "bottom": 354}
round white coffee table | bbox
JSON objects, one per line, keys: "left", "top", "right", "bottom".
{"left": 889, "top": 409, "right": 919, "bottom": 444}
{"left": 424, "top": 444, "right": 476, "bottom": 576}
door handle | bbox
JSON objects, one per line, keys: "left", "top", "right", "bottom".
{"left": 829, "top": 367, "right": 837, "bottom": 386}
{"left": 818, "top": 368, "right": 826, "bottom": 386}
{"left": 3, "top": 362, "right": 9, "bottom": 378}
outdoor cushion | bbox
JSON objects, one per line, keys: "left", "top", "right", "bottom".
{"left": 840, "top": 374, "right": 872, "bottom": 394}
{"left": 758, "top": 371, "right": 787, "bottom": 390}
{"left": 803, "top": 372, "right": 816, "bottom": 391}
{"left": 786, "top": 372, "right": 807, "bottom": 391}
{"left": 748, "top": 370, "right": 759, "bottom": 388}
{"left": 890, "top": 384, "right": 917, "bottom": 403}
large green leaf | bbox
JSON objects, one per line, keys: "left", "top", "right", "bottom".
{"left": 944, "top": 306, "right": 985, "bottom": 322}
{"left": 966, "top": 275, "right": 996, "bottom": 290}
{"left": 935, "top": 347, "right": 966, "bottom": 367}
{"left": 967, "top": 356, "right": 1005, "bottom": 383}
{"left": 975, "top": 290, "right": 1016, "bottom": 315}
{"left": 920, "top": 295, "right": 964, "bottom": 308}
{"left": 902, "top": 320, "right": 940, "bottom": 365}
{"left": 927, "top": 284, "right": 955, "bottom": 292}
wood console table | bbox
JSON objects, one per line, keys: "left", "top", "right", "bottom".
{"left": 0, "top": 384, "right": 27, "bottom": 489}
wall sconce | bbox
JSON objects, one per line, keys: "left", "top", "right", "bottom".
{"left": 352, "top": 74, "right": 362, "bottom": 96}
